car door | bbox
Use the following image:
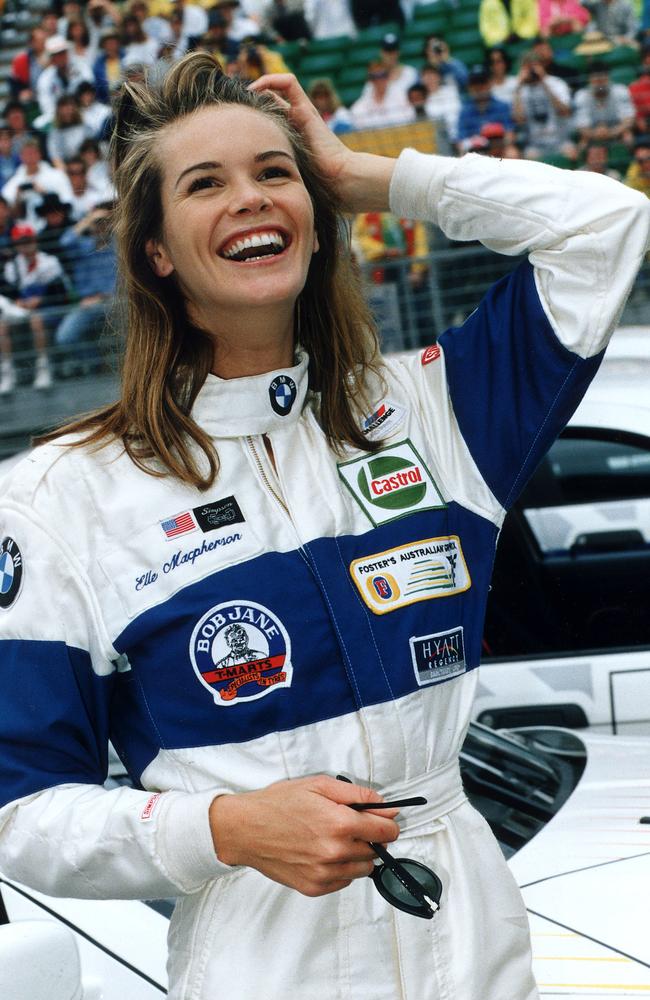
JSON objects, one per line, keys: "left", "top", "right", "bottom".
{"left": 477, "top": 426, "right": 650, "bottom": 735}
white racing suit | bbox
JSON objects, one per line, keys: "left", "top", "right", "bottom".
{"left": 0, "top": 151, "right": 648, "bottom": 1000}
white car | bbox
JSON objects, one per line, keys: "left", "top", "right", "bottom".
{"left": 476, "top": 327, "right": 650, "bottom": 736}
{"left": 2, "top": 723, "right": 649, "bottom": 999}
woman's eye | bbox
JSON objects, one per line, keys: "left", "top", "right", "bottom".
{"left": 260, "top": 166, "right": 290, "bottom": 181}
{"left": 188, "top": 176, "right": 218, "bottom": 193}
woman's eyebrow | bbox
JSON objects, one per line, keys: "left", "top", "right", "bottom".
{"left": 175, "top": 150, "right": 296, "bottom": 189}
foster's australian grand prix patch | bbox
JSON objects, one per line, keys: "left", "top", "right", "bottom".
{"left": 0, "top": 537, "right": 23, "bottom": 610}
{"left": 189, "top": 601, "right": 293, "bottom": 706}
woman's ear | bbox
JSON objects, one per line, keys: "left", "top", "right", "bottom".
{"left": 145, "top": 238, "right": 174, "bottom": 277}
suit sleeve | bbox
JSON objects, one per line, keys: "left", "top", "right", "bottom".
{"left": 389, "top": 149, "right": 650, "bottom": 510}
{"left": 0, "top": 491, "right": 233, "bottom": 900}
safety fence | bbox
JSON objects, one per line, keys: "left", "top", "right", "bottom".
{"left": 1, "top": 240, "right": 649, "bottom": 458}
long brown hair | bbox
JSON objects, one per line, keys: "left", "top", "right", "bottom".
{"left": 39, "top": 53, "right": 381, "bottom": 489}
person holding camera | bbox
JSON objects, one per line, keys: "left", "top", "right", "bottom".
{"left": 512, "top": 51, "right": 576, "bottom": 159}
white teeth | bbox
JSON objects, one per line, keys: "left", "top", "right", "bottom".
{"left": 222, "top": 231, "right": 286, "bottom": 259}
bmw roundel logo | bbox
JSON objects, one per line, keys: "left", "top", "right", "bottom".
{"left": 269, "top": 375, "right": 297, "bottom": 416}
{"left": 0, "top": 537, "right": 23, "bottom": 610}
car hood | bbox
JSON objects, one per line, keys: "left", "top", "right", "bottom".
{"left": 508, "top": 733, "right": 650, "bottom": 996}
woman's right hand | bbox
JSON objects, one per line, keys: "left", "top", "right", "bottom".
{"left": 209, "top": 775, "right": 400, "bottom": 897}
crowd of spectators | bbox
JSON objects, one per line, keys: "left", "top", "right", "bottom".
{"left": 0, "top": 0, "right": 649, "bottom": 395}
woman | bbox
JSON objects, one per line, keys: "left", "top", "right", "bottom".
{"left": 486, "top": 45, "right": 518, "bottom": 104}
{"left": 66, "top": 16, "right": 95, "bottom": 67}
{"left": 308, "top": 77, "right": 354, "bottom": 134}
{"left": 0, "top": 52, "right": 647, "bottom": 1000}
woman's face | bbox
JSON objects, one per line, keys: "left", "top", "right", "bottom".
{"left": 150, "top": 104, "right": 318, "bottom": 332}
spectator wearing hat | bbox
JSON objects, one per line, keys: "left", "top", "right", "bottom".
{"left": 35, "top": 35, "right": 94, "bottom": 127}
{"left": 2, "top": 137, "right": 74, "bottom": 231}
{"left": 422, "top": 35, "right": 468, "bottom": 92}
{"left": 456, "top": 65, "right": 514, "bottom": 149}
{"left": 55, "top": 203, "right": 116, "bottom": 374}
{"left": 624, "top": 135, "right": 650, "bottom": 194}
{"left": 486, "top": 47, "right": 518, "bottom": 105}
{"left": 304, "top": 0, "right": 356, "bottom": 39}
{"left": 629, "top": 46, "right": 650, "bottom": 131}
{"left": 36, "top": 192, "right": 77, "bottom": 281}
{"left": 582, "top": 0, "right": 639, "bottom": 44}
{"left": 47, "top": 94, "right": 92, "bottom": 171}
{"left": 0, "top": 125, "right": 20, "bottom": 189}
{"left": 10, "top": 27, "right": 49, "bottom": 105}
{"left": 350, "top": 61, "right": 415, "bottom": 129}
{"left": 512, "top": 51, "right": 575, "bottom": 159}
{"left": 308, "top": 79, "right": 354, "bottom": 133}
{"left": 355, "top": 34, "right": 419, "bottom": 105}
{"left": 419, "top": 64, "right": 461, "bottom": 140}
{"left": 573, "top": 61, "right": 635, "bottom": 147}
{"left": 93, "top": 29, "right": 125, "bottom": 103}
{"left": 0, "top": 223, "right": 71, "bottom": 393}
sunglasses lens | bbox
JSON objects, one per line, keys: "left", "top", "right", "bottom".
{"left": 378, "top": 859, "right": 442, "bottom": 910}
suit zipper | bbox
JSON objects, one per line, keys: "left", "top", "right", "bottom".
{"left": 246, "top": 435, "right": 290, "bottom": 517}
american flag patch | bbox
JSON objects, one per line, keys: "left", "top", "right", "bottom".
{"left": 161, "top": 511, "right": 197, "bottom": 539}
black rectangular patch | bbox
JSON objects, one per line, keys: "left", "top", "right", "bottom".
{"left": 409, "top": 626, "right": 466, "bottom": 687}
{"left": 192, "top": 496, "right": 245, "bottom": 534}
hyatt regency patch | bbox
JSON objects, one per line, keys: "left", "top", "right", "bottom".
{"left": 409, "top": 626, "right": 466, "bottom": 687}
{"left": 349, "top": 535, "right": 471, "bottom": 615}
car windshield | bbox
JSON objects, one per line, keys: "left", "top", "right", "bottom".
{"left": 459, "top": 724, "right": 585, "bottom": 858}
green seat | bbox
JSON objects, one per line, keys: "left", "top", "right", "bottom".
{"left": 448, "top": 8, "right": 482, "bottom": 30}
{"left": 338, "top": 83, "right": 364, "bottom": 107}
{"left": 346, "top": 43, "right": 384, "bottom": 66}
{"left": 413, "top": 1, "right": 450, "bottom": 19}
{"left": 453, "top": 44, "right": 486, "bottom": 66}
{"left": 355, "top": 22, "right": 401, "bottom": 44}
{"left": 403, "top": 14, "right": 450, "bottom": 39}
{"left": 446, "top": 27, "right": 483, "bottom": 48}
{"left": 337, "top": 64, "right": 370, "bottom": 88}
{"left": 610, "top": 64, "right": 638, "bottom": 84}
{"left": 401, "top": 38, "right": 429, "bottom": 60}
{"left": 609, "top": 142, "right": 632, "bottom": 172}
{"left": 298, "top": 51, "right": 345, "bottom": 77}
{"left": 601, "top": 45, "right": 642, "bottom": 69}
{"left": 273, "top": 41, "right": 304, "bottom": 70}
{"left": 540, "top": 152, "right": 576, "bottom": 169}
{"left": 307, "top": 35, "right": 351, "bottom": 55}
{"left": 550, "top": 31, "right": 584, "bottom": 52}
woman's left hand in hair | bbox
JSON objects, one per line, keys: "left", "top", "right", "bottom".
{"left": 248, "top": 73, "right": 395, "bottom": 215}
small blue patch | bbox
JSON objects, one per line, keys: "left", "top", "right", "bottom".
{"left": 269, "top": 375, "right": 297, "bottom": 416}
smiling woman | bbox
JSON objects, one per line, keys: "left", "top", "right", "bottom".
{"left": 0, "top": 50, "right": 649, "bottom": 1000}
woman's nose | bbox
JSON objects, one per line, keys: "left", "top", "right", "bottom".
{"left": 228, "top": 180, "right": 272, "bottom": 216}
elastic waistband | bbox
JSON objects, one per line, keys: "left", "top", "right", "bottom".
{"left": 381, "top": 759, "right": 466, "bottom": 835}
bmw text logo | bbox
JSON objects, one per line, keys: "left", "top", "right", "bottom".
{"left": 0, "top": 537, "right": 23, "bottom": 610}
{"left": 269, "top": 375, "right": 297, "bottom": 416}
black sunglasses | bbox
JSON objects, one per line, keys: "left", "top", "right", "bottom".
{"left": 336, "top": 775, "right": 443, "bottom": 919}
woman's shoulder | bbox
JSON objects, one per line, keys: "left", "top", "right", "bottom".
{"left": 1, "top": 434, "right": 126, "bottom": 516}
